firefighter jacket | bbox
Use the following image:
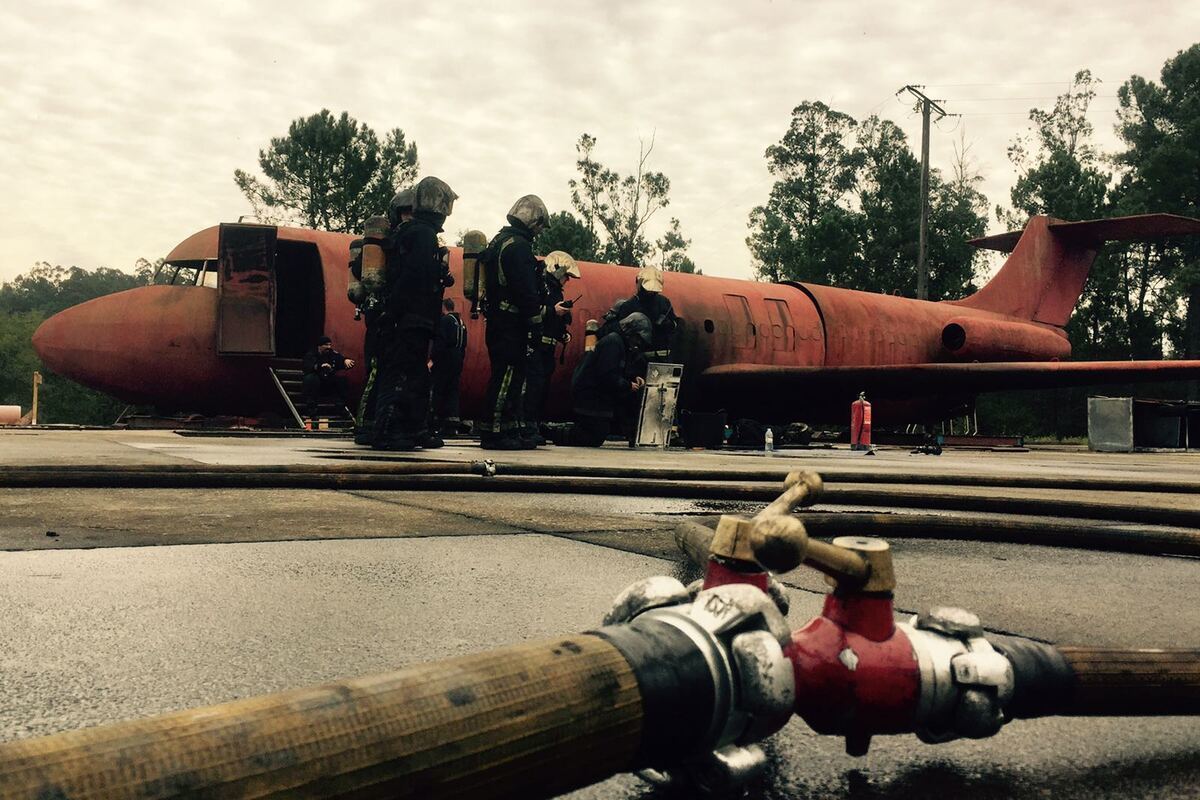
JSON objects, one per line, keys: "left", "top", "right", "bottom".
{"left": 600, "top": 288, "right": 678, "bottom": 359}
{"left": 571, "top": 332, "right": 629, "bottom": 418}
{"left": 384, "top": 211, "right": 447, "bottom": 331}
{"left": 484, "top": 222, "right": 543, "bottom": 331}
{"left": 432, "top": 312, "right": 468, "bottom": 363}
{"left": 538, "top": 275, "right": 572, "bottom": 346}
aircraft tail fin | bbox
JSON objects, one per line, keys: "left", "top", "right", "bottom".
{"left": 954, "top": 213, "right": 1200, "bottom": 327}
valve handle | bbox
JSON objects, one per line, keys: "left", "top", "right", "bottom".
{"left": 680, "top": 471, "right": 890, "bottom": 590}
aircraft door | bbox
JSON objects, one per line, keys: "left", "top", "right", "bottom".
{"left": 765, "top": 298, "right": 796, "bottom": 352}
{"left": 722, "top": 294, "right": 757, "bottom": 349}
{"left": 217, "top": 223, "right": 277, "bottom": 355}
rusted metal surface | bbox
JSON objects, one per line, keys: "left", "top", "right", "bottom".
{"left": 217, "top": 223, "right": 277, "bottom": 355}
{"left": 941, "top": 316, "right": 1071, "bottom": 362}
{"left": 32, "top": 213, "right": 1200, "bottom": 425}
{"left": 163, "top": 226, "right": 219, "bottom": 263}
{"left": 955, "top": 216, "right": 1097, "bottom": 326}
{"left": 31, "top": 285, "right": 274, "bottom": 413}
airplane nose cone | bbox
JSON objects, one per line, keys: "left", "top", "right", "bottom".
{"left": 32, "top": 304, "right": 79, "bottom": 376}
{"left": 33, "top": 292, "right": 139, "bottom": 397}
{"left": 31, "top": 286, "right": 227, "bottom": 406}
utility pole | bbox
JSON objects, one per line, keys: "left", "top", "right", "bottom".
{"left": 899, "top": 85, "right": 947, "bottom": 301}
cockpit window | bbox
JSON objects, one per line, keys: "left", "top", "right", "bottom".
{"left": 153, "top": 259, "right": 217, "bottom": 287}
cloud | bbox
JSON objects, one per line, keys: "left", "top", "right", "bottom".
{"left": 0, "top": 0, "right": 1197, "bottom": 283}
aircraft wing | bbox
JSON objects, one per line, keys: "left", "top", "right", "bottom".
{"left": 701, "top": 360, "right": 1200, "bottom": 399}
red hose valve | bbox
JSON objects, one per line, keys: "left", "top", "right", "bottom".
{"left": 785, "top": 536, "right": 920, "bottom": 756}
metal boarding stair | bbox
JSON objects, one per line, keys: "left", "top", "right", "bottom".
{"left": 268, "top": 358, "right": 355, "bottom": 431}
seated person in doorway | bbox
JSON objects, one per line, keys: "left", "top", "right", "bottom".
{"left": 301, "top": 335, "right": 355, "bottom": 423}
{"left": 568, "top": 312, "right": 651, "bottom": 447}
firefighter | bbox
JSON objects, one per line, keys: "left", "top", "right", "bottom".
{"left": 598, "top": 266, "right": 679, "bottom": 440}
{"left": 600, "top": 265, "right": 678, "bottom": 361}
{"left": 569, "top": 312, "right": 651, "bottom": 447}
{"left": 352, "top": 187, "right": 414, "bottom": 446}
{"left": 371, "top": 176, "right": 457, "bottom": 451}
{"left": 521, "top": 251, "right": 581, "bottom": 445}
{"left": 431, "top": 297, "right": 468, "bottom": 437}
{"left": 480, "top": 194, "right": 549, "bottom": 450}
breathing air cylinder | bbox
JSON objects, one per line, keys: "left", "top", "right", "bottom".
{"left": 585, "top": 319, "right": 600, "bottom": 351}
{"left": 346, "top": 239, "right": 365, "bottom": 307}
{"left": 359, "top": 215, "right": 390, "bottom": 296}
{"left": 851, "top": 392, "right": 872, "bottom": 450}
{"left": 460, "top": 229, "right": 489, "bottom": 318}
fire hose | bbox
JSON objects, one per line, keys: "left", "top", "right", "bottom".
{"left": 7, "top": 460, "right": 1200, "bottom": 556}
{"left": 1, "top": 473, "right": 1198, "bottom": 799}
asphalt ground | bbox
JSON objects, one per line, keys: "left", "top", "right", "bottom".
{"left": 1, "top": 429, "right": 1199, "bottom": 798}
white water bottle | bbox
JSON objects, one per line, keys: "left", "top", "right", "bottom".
{"left": 764, "top": 428, "right": 774, "bottom": 453}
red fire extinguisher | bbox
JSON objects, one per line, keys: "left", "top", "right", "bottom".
{"left": 851, "top": 391, "right": 872, "bottom": 450}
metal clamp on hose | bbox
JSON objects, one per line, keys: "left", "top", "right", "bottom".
{"left": 902, "top": 606, "right": 1016, "bottom": 743}
{"left": 597, "top": 578, "right": 795, "bottom": 792}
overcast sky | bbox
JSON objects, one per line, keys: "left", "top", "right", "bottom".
{"left": 1, "top": 0, "right": 1197, "bottom": 285}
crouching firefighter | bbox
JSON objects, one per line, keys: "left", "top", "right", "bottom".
{"left": 479, "top": 194, "right": 550, "bottom": 450}
{"left": 569, "top": 312, "right": 651, "bottom": 447}
{"left": 350, "top": 187, "right": 414, "bottom": 445}
{"left": 371, "top": 176, "right": 458, "bottom": 451}
{"left": 599, "top": 266, "right": 679, "bottom": 441}
{"left": 521, "top": 250, "right": 581, "bottom": 446}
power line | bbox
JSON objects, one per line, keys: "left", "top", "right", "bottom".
{"left": 923, "top": 80, "right": 1109, "bottom": 88}
{"left": 955, "top": 108, "right": 1121, "bottom": 116}
{"left": 945, "top": 95, "right": 1118, "bottom": 102}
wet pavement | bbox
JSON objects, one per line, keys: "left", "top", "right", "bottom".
{"left": 1, "top": 429, "right": 1199, "bottom": 798}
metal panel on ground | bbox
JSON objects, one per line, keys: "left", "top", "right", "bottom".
{"left": 217, "top": 223, "right": 277, "bottom": 355}
{"left": 635, "top": 363, "right": 684, "bottom": 448}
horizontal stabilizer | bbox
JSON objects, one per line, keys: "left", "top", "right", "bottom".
{"left": 970, "top": 214, "right": 1200, "bottom": 253}
{"left": 702, "top": 360, "right": 1200, "bottom": 399}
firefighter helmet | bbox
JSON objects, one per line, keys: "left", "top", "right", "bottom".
{"left": 618, "top": 312, "right": 653, "bottom": 349}
{"left": 412, "top": 176, "right": 458, "bottom": 216}
{"left": 506, "top": 194, "right": 550, "bottom": 235}
{"left": 542, "top": 250, "right": 581, "bottom": 284}
{"left": 636, "top": 265, "right": 664, "bottom": 293}
{"left": 387, "top": 187, "right": 416, "bottom": 227}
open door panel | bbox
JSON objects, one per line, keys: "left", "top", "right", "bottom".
{"left": 217, "top": 223, "right": 277, "bottom": 355}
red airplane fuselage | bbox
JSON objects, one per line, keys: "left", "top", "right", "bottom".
{"left": 31, "top": 215, "right": 1200, "bottom": 426}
